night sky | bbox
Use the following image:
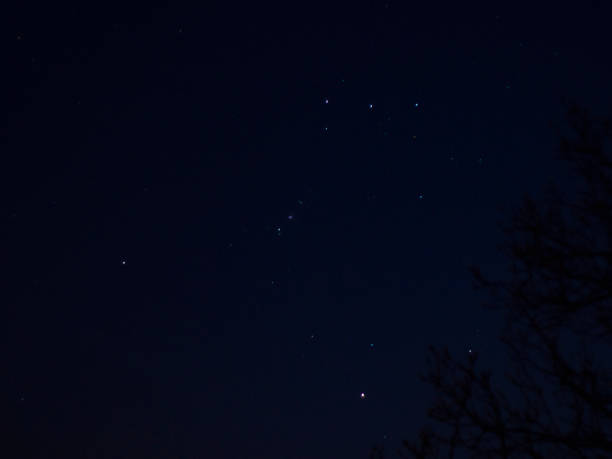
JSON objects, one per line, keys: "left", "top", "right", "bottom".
{"left": 3, "top": 1, "right": 612, "bottom": 458}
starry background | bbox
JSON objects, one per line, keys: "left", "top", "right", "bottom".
{"left": 2, "top": 1, "right": 612, "bottom": 458}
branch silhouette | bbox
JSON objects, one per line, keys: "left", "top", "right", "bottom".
{"left": 388, "top": 105, "right": 612, "bottom": 458}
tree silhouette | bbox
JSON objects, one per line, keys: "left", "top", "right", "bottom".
{"left": 389, "top": 105, "right": 612, "bottom": 458}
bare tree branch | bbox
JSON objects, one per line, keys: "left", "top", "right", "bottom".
{"left": 383, "top": 106, "right": 612, "bottom": 458}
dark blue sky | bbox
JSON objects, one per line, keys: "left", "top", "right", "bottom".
{"left": 3, "top": 1, "right": 612, "bottom": 457}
